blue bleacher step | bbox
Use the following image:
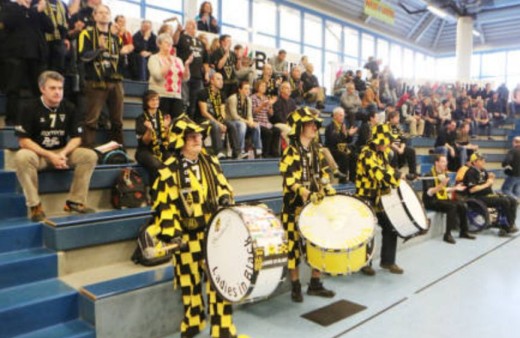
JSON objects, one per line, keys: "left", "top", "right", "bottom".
{"left": 411, "top": 137, "right": 509, "bottom": 149}
{"left": 123, "top": 100, "right": 142, "bottom": 119}
{"left": 43, "top": 208, "right": 152, "bottom": 251}
{"left": 0, "top": 170, "right": 17, "bottom": 193}
{"left": 0, "top": 218, "right": 42, "bottom": 254}
{"left": 0, "top": 279, "right": 78, "bottom": 337}
{"left": 0, "top": 192, "right": 28, "bottom": 220}
{"left": 0, "top": 247, "right": 57, "bottom": 289}
{"left": 15, "top": 319, "right": 95, "bottom": 338}
{"left": 122, "top": 79, "right": 148, "bottom": 97}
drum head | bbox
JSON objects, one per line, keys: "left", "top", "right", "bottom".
{"left": 398, "top": 180, "right": 429, "bottom": 230}
{"left": 298, "top": 195, "right": 376, "bottom": 251}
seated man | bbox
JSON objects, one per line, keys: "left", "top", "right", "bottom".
{"left": 400, "top": 95, "right": 424, "bottom": 137}
{"left": 269, "top": 49, "right": 289, "bottom": 80}
{"left": 194, "top": 72, "right": 240, "bottom": 159}
{"left": 325, "top": 107, "right": 357, "bottom": 182}
{"left": 434, "top": 120, "right": 458, "bottom": 170}
{"left": 226, "top": 81, "right": 262, "bottom": 158}
{"left": 463, "top": 153, "right": 519, "bottom": 236}
{"left": 422, "top": 154, "right": 476, "bottom": 244}
{"left": 340, "top": 83, "right": 362, "bottom": 127}
{"left": 14, "top": 71, "right": 97, "bottom": 222}
{"left": 387, "top": 109, "right": 417, "bottom": 179}
{"left": 301, "top": 63, "right": 325, "bottom": 109}
{"left": 271, "top": 81, "right": 296, "bottom": 145}
{"left": 289, "top": 67, "right": 305, "bottom": 105}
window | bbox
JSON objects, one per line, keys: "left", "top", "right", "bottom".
{"left": 222, "top": 26, "right": 249, "bottom": 43}
{"left": 325, "top": 21, "right": 341, "bottom": 52}
{"left": 324, "top": 52, "right": 340, "bottom": 94}
{"left": 147, "top": 0, "right": 182, "bottom": 12}
{"left": 390, "top": 44, "right": 402, "bottom": 78}
{"left": 145, "top": 8, "right": 182, "bottom": 23}
{"left": 481, "top": 52, "right": 505, "bottom": 78}
{"left": 280, "top": 40, "right": 301, "bottom": 54}
{"left": 253, "top": 0, "right": 276, "bottom": 36}
{"left": 471, "top": 54, "right": 481, "bottom": 79}
{"left": 304, "top": 45, "right": 323, "bottom": 84}
{"left": 222, "top": 0, "right": 248, "bottom": 28}
{"left": 508, "top": 51, "right": 520, "bottom": 75}
{"left": 344, "top": 27, "right": 359, "bottom": 58}
{"left": 376, "top": 38, "right": 389, "bottom": 64}
{"left": 344, "top": 56, "right": 359, "bottom": 71}
{"left": 414, "top": 53, "right": 425, "bottom": 80}
{"left": 424, "top": 56, "right": 435, "bottom": 80}
{"left": 303, "top": 13, "right": 322, "bottom": 47}
{"left": 402, "top": 48, "right": 414, "bottom": 79}
{"left": 105, "top": 0, "right": 141, "bottom": 19}
{"left": 253, "top": 33, "right": 276, "bottom": 48}
{"left": 280, "top": 6, "right": 301, "bottom": 42}
{"left": 435, "top": 57, "right": 456, "bottom": 81}
{"left": 361, "top": 33, "right": 375, "bottom": 64}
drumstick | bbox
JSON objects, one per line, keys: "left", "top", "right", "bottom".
{"left": 142, "top": 240, "right": 186, "bottom": 259}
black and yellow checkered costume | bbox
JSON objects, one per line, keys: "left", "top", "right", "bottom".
{"left": 280, "top": 107, "right": 335, "bottom": 269}
{"left": 149, "top": 115, "right": 239, "bottom": 338}
{"left": 355, "top": 124, "right": 401, "bottom": 266}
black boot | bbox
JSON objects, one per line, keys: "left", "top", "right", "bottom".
{"left": 291, "top": 280, "right": 303, "bottom": 303}
{"left": 307, "top": 278, "right": 335, "bottom": 298}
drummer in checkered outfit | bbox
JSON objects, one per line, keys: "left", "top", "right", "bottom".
{"left": 280, "top": 107, "right": 337, "bottom": 303}
{"left": 355, "top": 124, "right": 405, "bottom": 275}
{"left": 149, "top": 115, "right": 248, "bottom": 338}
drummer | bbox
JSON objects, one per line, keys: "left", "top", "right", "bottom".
{"left": 422, "top": 154, "right": 476, "bottom": 244}
{"left": 355, "top": 124, "right": 404, "bottom": 275}
{"left": 149, "top": 115, "right": 247, "bottom": 338}
{"left": 280, "top": 106, "right": 337, "bottom": 303}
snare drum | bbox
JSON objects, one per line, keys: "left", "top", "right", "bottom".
{"left": 298, "top": 194, "right": 376, "bottom": 275}
{"left": 205, "top": 205, "right": 287, "bottom": 304}
{"left": 380, "top": 180, "right": 429, "bottom": 239}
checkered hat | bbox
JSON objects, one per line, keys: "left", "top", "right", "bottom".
{"left": 370, "top": 123, "right": 395, "bottom": 146}
{"left": 169, "top": 114, "right": 210, "bottom": 150}
{"left": 287, "top": 107, "right": 323, "bottom": 138}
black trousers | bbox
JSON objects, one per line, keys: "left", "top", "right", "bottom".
{"left": 135, "top": 148, "right": 165, "bottom": 185}
{"left": 425, "top": 199, "right": 469, "bottom": 235}
{"left": 476, "top": 194, "right": 518, "bottom": 227}
{"left": 391, "top": 146, "right": 417, "bottom": 174}
{"left": 185, "top": 78, "right": 204, "bottom": 120}
{"left": 376, "top": 211, "right": 398, "bottom": 265}
{"left": 260, "top": 126, "right": 281, "bottom": 157}
{"left": 159, "top": 97, "right": 184, "bottom": 120}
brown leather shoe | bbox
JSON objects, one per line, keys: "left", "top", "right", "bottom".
{"left": 360, "top": 266, "right": 376, "bottom": 276}
{"left": 64, "top": 200, "right": 96, "bottom": 214}
{"left": 30, "top": 203, "right": 46, "bottom": 222}
{"left": 380, "top": 263, "right": 404, "bottom": 274}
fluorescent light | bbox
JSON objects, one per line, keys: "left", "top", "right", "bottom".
{"left": 472, "top": 29, "right": 481, "bottom": 37}
{"left": 427, "top": 5, "right": 448, "bottom": 19}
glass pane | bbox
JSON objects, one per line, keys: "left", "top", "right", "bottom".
{"left": 508, "top": 51, "right": 520, "bottom": 74}
{"left": 222, "top": 26, "right": 249, "bottom": 43}
{"left": 253, "top": 33, "right": 276, "bottom": 48}
{"left": 197, "top": 0, "right": 220, "bottom": 21}
{"left": 403, "top": 48, "right": 414, "bottom": 79}
{"left": 222, "top": 0, "right": 248, "bottom": 28}
{"left": 146, "top": 0, "right": 182, "bottom": 12}
{"left": 280, "top": 5, "right": 301, "bottom": 42}
{"left": 471, "top": 54, "right": 481, "bottom": 79}
{"left": 280, "top": 40, "right": 301, "bottom": 54}
{"left": 344, "top": 56, "right": 359, "bottom": 71}
{"left": 325, "top": 21, "right": 341, "bottom": 52}
{"left": 253, "top": 0, "right": 276, "bottom": 36}
{"left": 390, "top": 44, "right": 402, "bottom": 78}
{"left": 376, "top": 38, "right": 389, "bottom": 64}
{"left": 481, "top": 52, "right": 506, "bottom": 77}
{"left": 344, "top": 27, "right": 359, "bottom": 58}
{"left": 303, "top": 45, "right": 323, "bottom": 85}
{"left": 324, "top": 52, "right": 340, "bottom": 95}
{"left": 361, "top": 33, "right": 375, "bottom": 64}
{"left": 424, "top": 56, "right": 435, "bottom": 80}
{"left": 414, "top": 53, "right": 425, "bottom": 80}
{"left": 145, "top": 8, "right": 183, "bottom": 23}
{"left": 105, "top": 0, "right": 141, "bottom": 19}
{"left": 303, "top": 13, "right": 322, "bottom": 47}
{"left": 434, "top": 57, "right": 456, "bottom": 81}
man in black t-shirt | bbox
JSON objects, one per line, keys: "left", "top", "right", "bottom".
{"left": 176, "top": 19, "right": 209, "bottom": 119}
{"left": 14, "top": 71, "right": 97, "bottom": 222}
{"left": 463, "top": 153, "right": 518, "bottom": 236}
{"left": 210, "top": 34, "right": 237, "bottom": 100}
{"left": 434, "top": 120, "right": 457, "bottom": 169}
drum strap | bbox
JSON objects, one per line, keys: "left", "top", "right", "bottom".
{"left": 298, "top": 142, "right": 321, "bottom": 192}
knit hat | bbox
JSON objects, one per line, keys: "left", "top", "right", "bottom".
{"left": 287, "top": 107, "right": 322, "bottom": 138}
{"left": 169, "top": 114, "right": 210, "bottom": 150}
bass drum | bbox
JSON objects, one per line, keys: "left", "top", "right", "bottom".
{"left": 380, "top": 180, "right": 429, "bottom": 239}
{"left": 298, "top": 194, "right": 376, "bottom": 275}
{"left": 205, "top": 205, "right": 287, "bottom": 304}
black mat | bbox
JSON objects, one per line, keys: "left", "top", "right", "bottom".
{"left": 301, "top": 299, "right": 367, "bottom": 327}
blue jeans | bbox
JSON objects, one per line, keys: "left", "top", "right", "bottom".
{"left": 502, "top": 176, "right": 520, "bottom": 198}
{"left": 228, "top": 120, "right": 262, "bottom": 153}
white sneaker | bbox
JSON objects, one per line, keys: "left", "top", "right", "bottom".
{"left": 217, "top": 152, "right": 226, "bottom": 159}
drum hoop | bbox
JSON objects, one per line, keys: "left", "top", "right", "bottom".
{"left": 465, "top": 198, "right": 491, "bottom": 230}
{"left": 396, "top": 180, "right": 429, "bottom": 234}
{"left": 298, "top": 194, "right": 377, "bottom": 252}
{"left": 204, "top": 206, "right": 258, "bottom": 303}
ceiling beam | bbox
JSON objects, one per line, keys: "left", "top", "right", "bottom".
{"left": 476, "top": 23, "right": 485, "bottom": 44}
{"left": 477, "top": 5, "right": 520, "bottom": 24}
{"left": 432, "top": 20, "right": 446, "bottom": 49}
{"left": 406, "top": 12, "right": 430, "bottom": 39}
{"left": 414, "top": 15, "right": 437, "bottom": 43}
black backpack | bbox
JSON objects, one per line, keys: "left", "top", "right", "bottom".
{"left": 131, "top": 221, "right": 174, "bottom": 266}
{"left": 95, "top": 141, "right": 131, "bottom": 165}
{"left": 112, "top": 168, "right": 148, "bottom": 209}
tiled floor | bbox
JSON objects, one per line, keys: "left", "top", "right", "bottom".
{"left": 165, "top": 226, "right": 520, "bottom": 338}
